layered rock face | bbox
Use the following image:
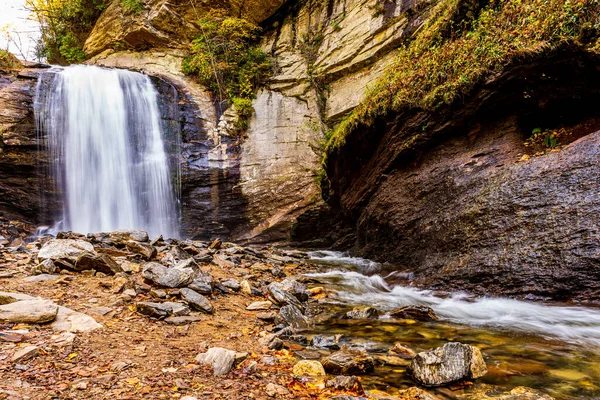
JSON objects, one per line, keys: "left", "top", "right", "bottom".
{"left": 326, "top": 50, "right": 600, "bottom": 301}
{"left": 0, "top": 64, "right": 58, "bottom": 230}
{"left": 82, "top": 0, "right": 427, "bottom": 242}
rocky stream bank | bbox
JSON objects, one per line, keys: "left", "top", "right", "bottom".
{"left": 0, "top": 228, "right": 564, "bottom": 399}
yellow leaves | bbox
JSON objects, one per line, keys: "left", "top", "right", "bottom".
{"left": 67, "top": 352, "right": 78, "bottom": 360}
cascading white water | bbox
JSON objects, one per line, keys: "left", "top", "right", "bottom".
{"left": 35, "top": 65, "right": 179, "bottom": 238}
{"left": 308, "top": 251, "right": 600, "bottom": 345}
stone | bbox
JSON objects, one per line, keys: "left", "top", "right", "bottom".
{"left": 187, "top": 276, "right": 214, "bottom": 294}
{"left": 256, "top": 311, "right": 277, "bottom": 321}
{"left": 389, "top": 305, "right": 438, "bottom": 321}
{"left": 311, "top": 335, "right": 340, "bottom": 350}
{"left": 292, "top": 360, "right": 326, "bottom": 377}
{"left": 136, "top": 301, "right": 190, "bottom": 319}
{"left": 30, "top": 259, "right": 58, "bottom": 275}
{"left": 51, "top": 306, "right": 103, "bottom": 333}
{"left": 220, "top": 278, "right": 241, "bottom": 292}
{"left": 267, "top": 282, "right": 303, "bottom": 309}
{"left": 22, "top": 274, "right": 60, "bottom": 282}
{"left": 195, "top": 347, "right": 236, "bottom": 375}
{"left": 161, "top": 246, "right": 192, "bottom": 266}
{"left": 409, "top": 342, "right": 487, "bottom": 386}
{"left": 278, "top": 278, "right": 309, "bottom": 301}
{"left": 179, "top": 288, "right": 214, "bottom": 314}
{"left": 240, "top": 280, "right": 253, "bottom": 294}
{"left": 109, "top": 229, "right": 148, "bottom": 244}
{"left": 38, "top": 239, "right": 95, "bottom": 262}
{"left": 209, "top": 238, "right": 222, "bottom": 250}
{"left": 174, "top": 257, "right": 199, "bottom": 272}
{"left": 11, "top": 346, "right": 39, "bottom": 362}
{"left": 246, "top": 301, "right": 273, "bottom": 311}
{"left": 325, "top": 376, "right": 363, "bottom": 392}
{"left": 150, "top": 289, "right": 167, "bottom": 299}
{"left": 346, "top": 307, "right": 379, "bottom": 320}
{"left": 164, "top": 315, "right": 202, "bottom": 325}
{"left": 125, "top": 240, "right": 156, "bottom": 260}
{"left": 0, "top": 300, "right": 59, "bottom": 324}
{"left": 142, "top": 262, "right": 193, "bottom": 288}
{"left": 390, "top": 343, "right": 417, "bottom": 359}
{"left": 397, "top": 387, "right": 440, "bottom": 400}
{"left": 75, "top": 252, "right": 122, "bottom": 275}
{"left": 275, "top": 304, "right": 312, "bottom": 331}
{"left": 322, "top": 351, "right": 375, "bottom": 375}
{"left": 265, "top": 383, "right": 290, "bottom": 397}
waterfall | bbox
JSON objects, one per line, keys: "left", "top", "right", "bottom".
{"left": 35, "top": 65, "right": 179, "bottom": 238}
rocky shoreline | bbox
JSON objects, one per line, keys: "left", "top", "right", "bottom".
{"left": 0, "top": 229, "right": 558, "bottom": 399}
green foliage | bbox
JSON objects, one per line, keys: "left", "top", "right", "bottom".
{"left": 326, "top": 0, "right": 600, "bottom": 155}
{"left": 120, "top": 0, "right": 143, "bottom": 14}
{"left": 526, "top": 127, "right": 571, "bottom": 150}
{"left": 182, "top": 9, "right": 272, "bottom": 131}
{"left": 28, "top": 0, "right": 109, "bottom": 64}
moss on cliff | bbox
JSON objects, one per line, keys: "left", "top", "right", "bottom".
{"left": 325, "top": 0, "right": 600, "bottom": 154}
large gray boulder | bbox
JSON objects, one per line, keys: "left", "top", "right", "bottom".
{"left": 142, "top": 262, "right": 194, "bottom": 288}
{"left": 409, "top": 342, "right": 487, "bottom": 386}
{"left": 38, "top": 239, "right": 95, "bottom": 262}
{"left": 0, "top": 300, "right": 59, "bottom": 324}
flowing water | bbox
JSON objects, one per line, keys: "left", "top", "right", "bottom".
{"left": 306, "top": 251, "right": 600, "bottom": 399}
{"left": 34, "top": 65, "right": 179, "bottom": 238}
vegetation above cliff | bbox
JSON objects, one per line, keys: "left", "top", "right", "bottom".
{"left": 28, "top": 0, "right": 109, "bottom": 64}
{"left": 182, "top": 9, "right": 271, "bottom": 131}
{"left": 325, "top": 0, "right": 600, "bottom": 155}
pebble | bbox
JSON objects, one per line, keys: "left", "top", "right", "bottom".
{"left": 292, "top": 360, "right": 326, "bottom": 376}
{"left": 247, "top": 301, "right": 273, "bottom": 311}
{"left": 12, "top": 346, "right": 39, "bottom": 362}
{"left": 266, "top": 383, "right": 290, "bottom": 397}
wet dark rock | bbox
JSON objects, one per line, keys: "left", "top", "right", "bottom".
{"left": 179, "top": 288, "right": 214, "bottom": 314}
{"left": 345, "top": 307, "right": 379, "bottom": 320}
{"left": 389, "top": 305, "right": 438, "bottom": 321}
{"left": 275, "top": 304, "right": 312, "bottom": 331}
{"left": 311, "top": 335, "right": 341, "bottom": 350}
{"left": 325, "top": 376, "right": 363, "bottom": 392}
{"left": 322, "top": 351, "right": 375, "bottom": 375}
{"left": 409, "top": 342, "right": 487, "bottom": 386}
{"left": 125, "top": 241, "right": 156, "bottom": 260}
{"left": 142, "top": 262, "right": 193, "bottom": 288}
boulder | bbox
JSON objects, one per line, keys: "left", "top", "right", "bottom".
{"left": 75, "top": 252, "right": 122, "bottom": 274}
{"left": 409, "top": 342, "right": 487, "bottom": 386}
{"left": 161, "top": 246, "right": 192, "bottom": 266}
{"left": 322, "top": 351, "right": 375, "bottom": 375}
{"left": 125, "top": 240, "right": 156, "bottom": 260}
{"left": 51, "top": 306, "right": 103, "bottom": 333}
{"left": 142, "top": 262, "right": 193, "bottom": 288}
{"left": 38, "top": 239, "right": 95, "bottom": 262}
{"left": 389, "top": 305, "right": 438, "bottom": 321}
{"left": 179, "top": 288, "right": 214, "bottom": 314}
{"left": 109, "top": 229, "right": 148, "bottom": 244}
{"left": 275, "top": 304, "right": 312, "bottom": 331}
{"left": 195, "top": 347, "right": 235, "bottom": 375}
{"left": 267, "top": 282, "right": 303, "bottom": 309}
{"left": 292, "top": 360, "right": 326, "bottom": 376}
{"left": 187, "top": 276, "right": 214, "bottom": 295}
{"left": 278, "top": 278, "right": 309, "bottom": 301}
{"left": 0, "top": 300, "right": 58, "bottom": 324}
{"left": 311, "top": 335, "right": 341, "bottom": 350}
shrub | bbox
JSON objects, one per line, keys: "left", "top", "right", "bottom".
{"left": 182, "top": 9, "right": 272, "bottom": 131}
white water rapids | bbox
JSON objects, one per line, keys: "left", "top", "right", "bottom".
{"left": 308, "top": 251, "right": 600, "bottom": 346}
{"left": 35, "top": 65, "right": 178, "bottom": 238}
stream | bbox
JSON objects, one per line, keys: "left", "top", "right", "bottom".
{"left": 304, "top": 251, "right": 600, "bottom": 399}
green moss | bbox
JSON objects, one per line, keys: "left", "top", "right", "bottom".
{"left": 0, "top": 50, "right": 21, "bottom": 71}
{"left": 120, "top": 0, "right": 143, "bottom": 14}
{"left": 326, "top": 0, "right": 600, "bottom": 155}
{"left": 182, "top": 9, "right": 272, "bottom": 131}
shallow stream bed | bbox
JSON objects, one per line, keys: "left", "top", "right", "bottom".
{"left": 303, "top": 251, "right": 600, "bottom": 399}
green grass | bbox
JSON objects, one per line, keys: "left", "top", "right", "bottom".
{"left": 325, "top": 0, "right": 600, "bottom": 155}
